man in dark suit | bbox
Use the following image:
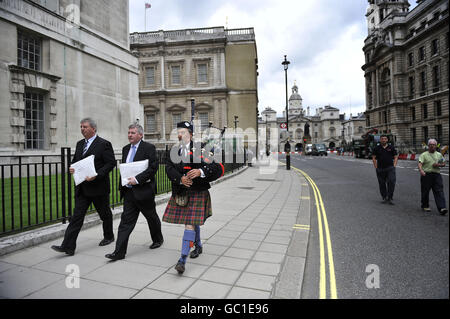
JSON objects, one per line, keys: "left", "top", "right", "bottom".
{"left": 51, "top": 118, "right": 116, "bottom": 256}
{"left": 105, "top": 123, "right": 163, "bottom": 260}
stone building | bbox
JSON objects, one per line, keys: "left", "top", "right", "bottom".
{"left": 129, "top": 27, "right": 258, "bottom": 149}
{"left": 341, "top": 113, "right": 367, "bottom": 147}
{"left": 0, "top": 0, "right": 141, "bottom": 155}
{"left": 362, "top": 0, "right": 449, "bottom": 152}
{"left": 259, "top": 83, "right": 345, "bottom": 152}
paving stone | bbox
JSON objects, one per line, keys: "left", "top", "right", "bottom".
{"left": 132, "top": 288, "right": 179, "bottom": 299}
{"left": 183, "top": 280, "right": 231, "bottom": 299}
{"left": 200, "top": 266, "right": 241, "bottom": 285}
{"left": 213, "top": 256, "right": 249, "bottom": 271}
{"left": 146, "top": 273, "right": 195, "bottom": 295}
{"left": 246, "top": 261, "right": 281, "bottom": 276}
{"left": 226, "top": 286, "right": 271, "bottom": 299}
{"left": 223, "top": 247, "right": 254, "bottom": 260}
{"left": 236, "top": 272, "right": 276, "bottom": 292}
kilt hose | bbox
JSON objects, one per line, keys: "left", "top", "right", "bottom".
{"left": 163, "top": 190, "right": 212, "bottom": 225}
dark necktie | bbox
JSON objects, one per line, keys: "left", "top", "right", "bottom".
{"left": 82, "top": 139, "right": 88, "bottom": 155}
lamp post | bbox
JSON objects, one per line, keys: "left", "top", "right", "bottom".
{"left": 282, "top": 55, "right": 291, "bottom": 170}
{"left": 233, "top": 116, "right": 239, "bottom": 167}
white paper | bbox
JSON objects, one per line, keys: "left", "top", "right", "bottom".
{"left": 70, "top": 155, "right": 97, "bottom": 186}
{"left": 119, "top": 159, "right": 148, "bottom": 186}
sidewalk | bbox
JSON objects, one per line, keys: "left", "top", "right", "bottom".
{"left": 0, "top": 161, "right": 310, "bottom": 299}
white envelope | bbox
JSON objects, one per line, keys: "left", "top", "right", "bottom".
{"left": 70, "top": 155, "right": 98, "bottom": 186}
{"left": 119, "top": 159, "right": 149, "bottom": 186}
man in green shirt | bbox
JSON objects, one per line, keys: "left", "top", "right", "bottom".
{"left": 418, "top": 139, "right": 447, "bottom": 215}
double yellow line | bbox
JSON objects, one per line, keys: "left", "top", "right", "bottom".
{"left": 292, "top": 166, "right": 338, "bottom": 299}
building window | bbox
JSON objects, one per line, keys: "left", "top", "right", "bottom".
{"left": 198, "top": 112, "right": 209, "bottom": 130}
{"left": 172, "top": 113, "right": 181, "bottom": 129}
{"left": 435, "top": 125, "right": 443, "bottom": 144}
{"left": 422, "top": 103, "right": 428, "bottom": 119}
{"left": 146, "top": 114, "right": 156, "bottom": 133}
{"left": 431, "top": 39, "right": 439, "bottom": 56}
{"left": 420, "top": 71, "right": 426, "bottom": 96}
{"left": 24, "top": 91, "right": 45, "bottom": 150}
{"left": 434, "top": 100, "right": 442, "bottom": 117}
{"left": 329, "top": 127, "right": 335, "bottom": 137}
{"left": 330, "top": 121, "right": 334, "bottom": 125}
{"left": 411, "top": 128, "right": 416, "bottom": 148}
{"left": 418, "top": 46, "right": 425, "bottom": 61}
{"left": 408, "top": 52, "right": 414, "bottom": 67}
{"left": 145, "top": 66, "right": 155, "bottom": 86}
{"left": 408, "top": 76, "right": 415, "bottom": 98}
{"left": 379, "top": 68, "right": 391, "bottom": 105}
{"left": 18, "top": 30, "right": 41, "bottom": 71}
{"left": 432, "top": 65, "right": 440, "bottom": 92}
{"left": 411, "top": 106, "right": 416, "bottom": 121}
{"left": 422, "top": 126, "right": 428, "bottom": 143}
{"left": 383, "top": 111, "right": 388, "bottom": 124}
{"left": 197, "top": 63, "right": 208, "bottom": 83}
{"left": 314, "top": 132, "right": 318, "bottom": 138}
{"left": 171, "top": 65, "right": 181, "bottom": 85}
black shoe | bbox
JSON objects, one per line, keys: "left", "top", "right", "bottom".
{"left": 381, "top": 198, "right": 387, "bottom": 204}
{"left": 51, "top": 245, "right": 74, "bottom": 256}
{"left": 99, "top": 237, "right": 115, "bottom": 246}
{"left": 422, "top": 207, "right": 431, "bottom": 212}
{"left": 190, "top": 246, "right": 202, "bottom": 259}
{"left": 175, "top": 261, "right": 185, "bottom": 274}
{"left": 440, "top": 208, "right": 448, "bottom": 216}
{"left": 149, "top": 240, "right": 163, "bottom": 249}
{"left": 105, "top": 252, "right": 125, "bottom": 261}
{"left": 387, "top": 199, "right": 394, "bottom": 205}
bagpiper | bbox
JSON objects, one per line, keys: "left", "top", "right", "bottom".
{"left": 163, "top": 121, "right": 224, "bottom": 274}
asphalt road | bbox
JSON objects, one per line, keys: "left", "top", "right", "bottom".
{"left": 281, "top": 153, "right": 449, "bottom": 299}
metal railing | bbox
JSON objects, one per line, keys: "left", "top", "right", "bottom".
{"left": 0, "top": 147, "right": 246, "bottom": 236}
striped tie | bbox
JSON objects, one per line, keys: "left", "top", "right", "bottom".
{"left": 82, "top": 139, "right": 88, "bottom": 155}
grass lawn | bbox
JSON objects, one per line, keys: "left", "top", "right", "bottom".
{"left": 0, "top": 165, "right": 171, "bottom": 235}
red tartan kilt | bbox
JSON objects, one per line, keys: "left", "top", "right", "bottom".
{"left": 162, "top": 190, "right": 212, "bottom": 225}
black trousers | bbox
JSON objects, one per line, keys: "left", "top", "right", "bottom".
{"left": 421, "top": 173, "right": 446, "bottom": 210}
{"left": 376, "top": 166, "right": 396, "bottom": 200}
{"left": 114, "top": 189, "right": 163, "bottom": 256}
{"left": 62, "top": 192, "right": 114, "bottom": 251}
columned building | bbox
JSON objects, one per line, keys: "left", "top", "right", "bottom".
{"left": 130, "top": 27, "right": 258, "bottom": 150}
{"left": 0, "top": 0, "right": 141, "bottom": 154}
{"left": 259, "top": 84, "right": 345, "bottom": 152}
{"left": 362, "top": 0, "right": 449, "bottom": 152}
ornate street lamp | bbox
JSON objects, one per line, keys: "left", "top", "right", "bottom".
{"left": 282, "top": 55, "right": 291, "bottom": 170}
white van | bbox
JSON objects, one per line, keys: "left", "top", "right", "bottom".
{"left": 305, "top": 144, "right": 313, "bottom": 155}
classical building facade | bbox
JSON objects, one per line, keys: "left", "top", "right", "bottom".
{"left": 362, "top": 0, "right": 449, "bottom": 152}
{"left": 259, "top": 84, "right": 345, "bottom": 152}
{"left": 129, "top": 27, "right": 258, "bottom": 150}
{"left": 341, "top": 113, "right": 367, "bottom": 147}
{"left": 0, "top": 0, "right": 141, "bottom": 155}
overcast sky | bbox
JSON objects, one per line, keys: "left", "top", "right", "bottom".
{"left": 129, "top": 0, "right": 418, "bottom": 119}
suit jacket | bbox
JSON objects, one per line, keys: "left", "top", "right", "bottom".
{"left": 119, "top": 140, "right": 158, "bottom": 202}
{"left": 165, "top": 141, "right": 224, "bottom": 196}
{"left": 72, "top": 136, "right": 116, "bottom": 197}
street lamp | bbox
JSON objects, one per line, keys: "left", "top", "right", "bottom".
{"left": 282, "top": 55, "right": 291, "bottom": 170}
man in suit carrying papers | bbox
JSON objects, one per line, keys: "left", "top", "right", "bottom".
{"left": 106, "top": 123, "right": 163, "bottom": 260}
{"left": 51, "top": 118, "right": 116, "bottom": 256}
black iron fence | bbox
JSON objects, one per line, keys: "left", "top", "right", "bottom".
{"left": 0, "top": 147, "right": 246, "bottom": 236}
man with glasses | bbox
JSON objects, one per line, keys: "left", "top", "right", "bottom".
{"left": 418, "top": 139, "right": 448, "bottom": 215}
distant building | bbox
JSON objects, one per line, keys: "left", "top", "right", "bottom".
{"left": 258, "top": 83, "right": 346, "bottom": 152}
{"left": 362, "top": 0, "right": 449, "bottom": 152}
{"left": 341, "top": 113, "right": 367, "bottom": 147}
{"left": 0, "top": 0, "right": 141, "bottom": 155}
{"left": 129, "top": 27, "right": 258, "bottom": 149}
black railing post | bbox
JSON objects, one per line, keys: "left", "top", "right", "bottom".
{"left": 66, "top": 148, "right": 72, "bottom": 218}
{"left": 61, "top": 147, "right": 67, "bottom": 224}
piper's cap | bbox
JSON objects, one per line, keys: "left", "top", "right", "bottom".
{"left": 177, "top": 121, "right": 193, "bottom": 132}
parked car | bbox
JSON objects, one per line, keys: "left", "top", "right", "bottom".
{"left": 305, "top": 144, "right": 313, "bottom": 155}
{"left": 312, "top": 143, "right": 328, "bottom": 156}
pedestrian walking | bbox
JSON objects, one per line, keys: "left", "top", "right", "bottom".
{"left": 105, "top": 123, "right": 163, "bottom": 261}
{"left": 372, "top": 134, "right": 398, "bottom": 205}
{"left": 51, "top": 118, "right": 116, "bottom": 256}
{"left": 418, "top": 139, "right": 448, "bottom": 215}
{"left": 163, "top": 121, "right": 224, "bottom": 274}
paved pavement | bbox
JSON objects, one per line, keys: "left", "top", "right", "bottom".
{"left": 0, "top": 161, "right": 310, "bottom": 299}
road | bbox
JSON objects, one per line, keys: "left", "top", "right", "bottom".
{"left": 280, "top": 153, "right": 449, "bottom": 299}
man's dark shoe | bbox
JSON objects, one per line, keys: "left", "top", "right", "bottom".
{"left": 149, "top": 240, "right": 163, "bottom": 249}
{"left": 190, "top": 246, "right": 202, "bottom": 259}
{"left": 99, "top": 237, "right": 115, "bottom": 246}
{"left": 175, "top": 261, "right": 185, "bottom": 274}
{"left": 387, "top": 199, "right": 394, "bottom": 205}
{"left": 422, "top": 207, "right": 431, "bottom": 212}
{"left": 105, "top": 252, "right": 125, "bottom": 261}
{"left": 440, "top": 208, "right": 448, "bottom": 216}
{"left": 51, "top": 245, "right": 74, "bottom": 256}
{"left": 381, "top": 198, "right": 387, "bottom": 204}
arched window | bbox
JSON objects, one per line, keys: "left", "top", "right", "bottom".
{"left": 329, "top": 127, "right": 336, "bottom": 137}
{"left": 379, "top": 68, "right": 391, "bottom": 105}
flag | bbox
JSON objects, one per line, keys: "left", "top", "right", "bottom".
{"left": 145, "top": 3, "right": 151, "bottom": 9}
